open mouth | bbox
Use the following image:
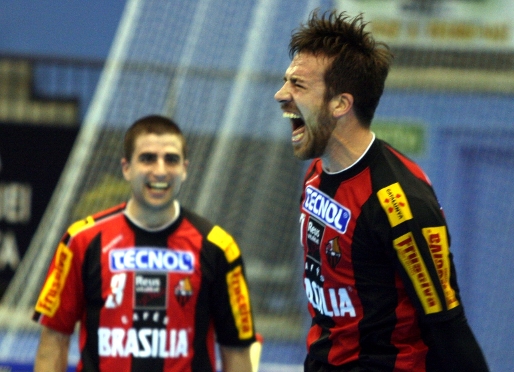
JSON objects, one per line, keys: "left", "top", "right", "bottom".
{"left": 283, "top": 112, "right": 305, "bottom": 142}
{"left": 147, "top": 182, "right": 170, "bottom": 191}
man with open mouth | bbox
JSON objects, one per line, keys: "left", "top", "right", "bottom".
{"left": 275, "top": 9, "right": 489, "bottom": 372}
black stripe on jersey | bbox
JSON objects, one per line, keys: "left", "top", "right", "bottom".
{"left": 352, "top": 202, "right": 399, "bottom": 371}
{"left": 127, "top": 217, "right": 176, "bottom": 372}
{"left": 81, "top": 232, "right": 103, "bottom": 372}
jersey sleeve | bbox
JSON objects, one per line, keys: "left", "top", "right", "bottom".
{"left": 376, "top": 180, "right": 462, "bottom": 322}
{"left": 32, "top": 218, "right": 92, "bottom": 334}
{"left": 205, "top": 225, "right": 256, "bottom": 347}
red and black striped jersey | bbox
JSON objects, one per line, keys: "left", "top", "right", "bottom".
{"left": 301, "top": 138, "right": 462, "bottom": 371}
{"left": 33, "top": 203, "right": 255, "bottom": 372}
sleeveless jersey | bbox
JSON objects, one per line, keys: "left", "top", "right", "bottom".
{"left": 33, "top": 203, "right": 255, "bottom": 372}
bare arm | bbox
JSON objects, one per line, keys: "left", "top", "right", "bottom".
{"left": 34, "top": 326, "right": 71, "bottom": 372}
{"left": 219, "top": 345, "right": 252, "bottom": 372}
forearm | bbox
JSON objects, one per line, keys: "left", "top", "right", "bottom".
{"left": 220, "top": 345, "right": 252, "bottom": 372}
{"left": 423, "top": 313, "right": 489, "bottom": 372}
{"left": 34, "top": 326, "right": 70, "bottom": 372}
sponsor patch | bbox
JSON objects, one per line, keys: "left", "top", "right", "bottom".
{"left": 207, "top": 226, "right": 241, "bottom": 263}
{"left": 393, "top": 232, "right": 442, "bottom": 314}
{"left": 302, "top": 186, "right": 351, "bottom": 234}
{"left": 377, "top": 182, "right": 413, "bottom": 227}
{"left": 35, "top": 242, "right": 73, "bottom": 316}
{"left": 134, "top": 273, "right": 167, "bottom": 309}
{"left": 226, "top": 266, "right": 253, "bottom": 340}
{"left": 110, "top": 248, "right": 194, "bottom": 273}
{"left": 306, "top": 218, "right": 324, "bottom": 255}
{"left": 422, "top": 226, "right": 459, "bottom": 310}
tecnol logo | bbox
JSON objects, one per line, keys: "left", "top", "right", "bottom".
{"left": 110, "top": 248, "right": 194, "bottom": 273}
{"left": 302, "top": 186, "right": 351, "bottom": 234}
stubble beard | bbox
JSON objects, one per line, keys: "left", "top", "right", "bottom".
{"left": 293, "top": 107, "right": 335, "bottom": 160}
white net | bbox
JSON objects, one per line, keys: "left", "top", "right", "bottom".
{"left": 1, "top": 0, "right": 514, "bottom": 370}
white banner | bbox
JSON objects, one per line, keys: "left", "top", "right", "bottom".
{"left": 335, "top": 0, "right": 514, "bottom": 50}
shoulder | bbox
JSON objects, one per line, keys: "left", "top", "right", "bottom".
{"left": 302, "top": 159, "right": 322, "bottom": 184}
{"left": 180, "top": 207, "right": 215, "bottom": 235}
{"left": 375, "top": 140, "right": 431, "bottom": 185}
{"left": 181, "top": 207, "right": 241, "bottom": 264}
{"left": 65, "top": 203, "right": 126, "bottom": 240}
{"left": 369, "top": 140, "right": 436, "bottom": 200}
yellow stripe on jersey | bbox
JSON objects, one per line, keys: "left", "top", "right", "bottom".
{"left": 422, "top": 226, "right": 460, "bottom": 310}
{"left": 67, "top": 215, "right": 95, "bottom": 237}
{"left": 226, "top": 266, "right": 254, "bottom": 339}
{"left": 377, "top": 182, "right": 413, "bottom": 227}
{"left": 207, "top": 225, "right": 241, "bottom": 263}
{"left": 393, "top": 232, "right": 443, "bottom": 314}
{"left": 35, "top": 242, "right": 73, "bottom": 317}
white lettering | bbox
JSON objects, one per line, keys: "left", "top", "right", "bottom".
{"left": 110, "top": 249, "right": 194, "bottom": 272}
{"left": 125, "top": 329, "right": 139, "bottom": 356}
{"left": 112, "top": 328, "right": 125, "bottom": 357}
{"left": 175, "top": 329, "right": 188, "bottom": 357}
{"left": 304, "top": 278, "right": 356, "bottom": 318}
{"left": 151, "top": 329, "right": 159, "bottom": 357}
{"left": 302, "top": 186, "right": 350, "bottom": 233}
{"left": 328, "top": 288, "right": 340, "bottom": 317}
{"left": 319, "top": 285, "right": 333, "bottom": 316}
{"left": 338, "top": 288, "right": 356, "bottom": 317}
{"left": 139, "top": 328, "right": 152, "bottom": 357}
{"left": 98, "top": 328, "right": 110, "bottom": 355}
{"left": 97, "top": 327, "right": 189, "bottom": 358}
{"left": 135, "top": 276, "right": 160, "bottom": 287}
{"left": 105, "top": 273, "right": 127, "bottom": 309}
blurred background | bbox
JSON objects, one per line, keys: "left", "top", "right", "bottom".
{"left": 0, "top": 0, "right": 513, "bottom": 371}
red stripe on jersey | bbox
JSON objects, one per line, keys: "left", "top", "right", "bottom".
{"left": 389, "top": 273, "right": 429, "bottom": 371}
{"left": 385, "top": 145, "right": 431, "bottom": 185}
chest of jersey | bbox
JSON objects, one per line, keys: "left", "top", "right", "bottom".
{"left": 78, "top": 219, "right": 206, "bottom": 362}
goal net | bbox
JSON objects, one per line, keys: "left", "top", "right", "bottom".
{"left": 1, "top": 0, "right": 514, "bottom": 370}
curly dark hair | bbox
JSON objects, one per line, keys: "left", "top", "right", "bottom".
{"left": 289, "top": 10, "right": 393, "bottom": 126}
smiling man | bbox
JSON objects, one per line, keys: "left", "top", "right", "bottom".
{"left": 33, "top": 115, "right": 256, "bottom": 372}
{"left": 275, "top": 10, "right": 489, "bottom": 372}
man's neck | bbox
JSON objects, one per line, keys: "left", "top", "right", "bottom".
{"left": 322, "top": 127, "right": 374, "bottom": 173}
{"left": 124, "top": 199, "right": 180, "bottom": 231}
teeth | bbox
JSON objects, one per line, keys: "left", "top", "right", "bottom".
{"left": 292, "top": 132, "right": 304, "bottom": 142}
{"left": 283, "top": 112, "right": 302, "bottom": 119}
{"left": 148, "top": 182, "right": 169, "bottom": 190}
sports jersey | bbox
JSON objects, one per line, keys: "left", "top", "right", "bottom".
{"left": 300, "top": 137, "right": 464, "bottom": 371}
{"left": 33, "top": 203, "right": 255, "bottom": 372}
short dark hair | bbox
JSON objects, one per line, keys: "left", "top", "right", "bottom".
{"left": 123, "top": 115, "right": 187, "bottom": 161}
{"left": 289, "top": 10, "right": 393, "bottom": 126}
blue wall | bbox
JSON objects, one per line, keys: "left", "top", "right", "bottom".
{"left": 0, "top": 0, "right": 126, "bottom": 59}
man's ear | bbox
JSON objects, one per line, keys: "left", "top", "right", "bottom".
{"left": 182, "top": 159, "right": 189, "bottom": 182}
{"left": 330, "top": 93, "right": 354, "bottom": 119}
{"left": 121, "top": 158, "right": 130, "bottom": 181}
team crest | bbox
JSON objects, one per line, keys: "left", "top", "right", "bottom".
{"left": 174, "top": 277, "right": 193, "bottom": 306}
{"left": 325, "top": 237, "right": 342, "bottom": 268}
